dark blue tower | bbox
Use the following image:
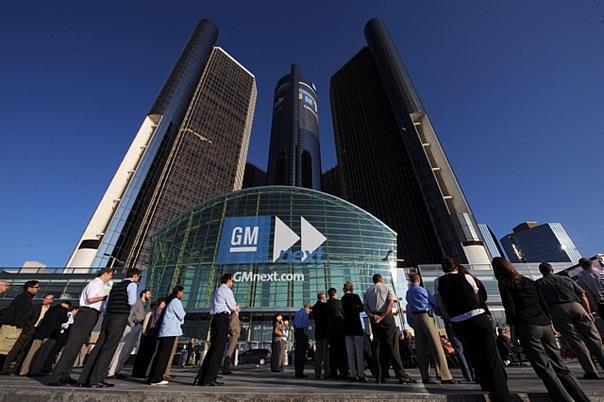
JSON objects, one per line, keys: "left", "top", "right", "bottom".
{"left": 266, "top": 64, "right": 322, "bottom": 190}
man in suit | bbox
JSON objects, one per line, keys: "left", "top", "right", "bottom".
{"left": 19, "top": 301, "right": 71, "bottom": 376}
{"left": 312, "top": 292, "right": 329, "bottom": 379}
{"left": 325, "top": 288, "right": 347, "bottom": 379}
{"left": 1, "top": 291, "right": 53, "bottom": 374}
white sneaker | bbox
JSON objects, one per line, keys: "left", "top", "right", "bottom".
{"left": 150, "top": 380, "right": 169, "bottom": 386}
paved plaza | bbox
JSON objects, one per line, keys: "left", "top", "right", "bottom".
{"left": 0, "top": 362, "right": 602, "bottom": 401}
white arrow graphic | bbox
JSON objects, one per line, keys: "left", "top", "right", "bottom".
{"left": 272, "top": 217, "right": 300, "bottom": 262}
{"left": 301, "top": 217, "right": 327, "bottom": 262}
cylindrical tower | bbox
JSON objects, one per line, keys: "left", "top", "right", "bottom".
{"left": 266, "top": 64, "right": 322, "bottom": 190}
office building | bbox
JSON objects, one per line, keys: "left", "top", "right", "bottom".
{"left": 478, "top": 224, "right": 506, "bottom": 259}
{"left": 501, "top": 221, "right": 583, "bottom": 263}
{"left": 329, "top": 18, "right": 489, "bottom": 266}
{"left": 67, "top": 19, "right": 257, "bottom": 269}
{"left": 242, "top": 162, "right": 267, "bottom": 189}
{"left": 266, "top": 64, "right": 322, "bottom": 190}
{"left": 321, "top": 165, "right": 342, "bottom": 198}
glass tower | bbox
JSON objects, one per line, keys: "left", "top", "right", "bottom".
{"left": 67, "top": 20, "right": 257, "bottom": 269}
{"left": 330, "top": 18, "right": 490, "bottom": 267}
{"left": 501, "top": 222, "right": 583, "bottom": 263}
{"left": 266, "top": 64, "right": 322, "bottom": 190}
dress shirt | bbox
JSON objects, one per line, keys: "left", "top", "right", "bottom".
{"left": 126, "top": 282, "right": 138, "bottom": 306}
{"left": 405, "top": 284, "right": 435, "bottom": 313}
{"left": 434, "top": 272, "right": 485, "bottom": 322}
{"left": 34, "top": 304, "right": 51, "bottom": 327}
{"left": 576, "top": 267, "right": 604, "bottom": 308}
{"left": 79, "top": 277, "right": 106, "bottom": 311}
{"left": 363, "top": 282, "right": 396, "bottom": 314}
{"left": 209, "top": 284, "right": 237, "bottom": 315}
{"left": 158, "top": 298, "right": 185, "bottom": 337}
{"left": 293, "top": 308, "right": 310, "bottom": 337}
{"left": 536, "top": 273, "right": 584, "bottom": 305}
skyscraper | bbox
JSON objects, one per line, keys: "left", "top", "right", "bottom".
{"left": 478, "top": 224, "right": 506, "bottom": 260}
{"left": 67, "top": 19, "right": 257, "bottom": 269}
{"left": 266, "top": 64, "right": 322, "bottom": 190}
{"left": 501, "top": 222, "right": 582, "bottom": 263}
{"left": 330, "top": 19, "right": 489, "bottom": 266}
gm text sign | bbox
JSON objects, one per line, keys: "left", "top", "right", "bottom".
{"left": 216, "top": 216, "right": 326, "bottom": 265}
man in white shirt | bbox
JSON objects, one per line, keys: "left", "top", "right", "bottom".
{"left": 47, "top": 268, "right": 114, "bottom": 386}
{"left": 196, "top": 273, "right": 237, "bottom": 386}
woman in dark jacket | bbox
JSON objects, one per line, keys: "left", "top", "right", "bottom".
{"left": 271, "top": 313, "right": 285, "bottom": 372}
{"left": 492, "top": 257, "right": 589, "bottom": 402}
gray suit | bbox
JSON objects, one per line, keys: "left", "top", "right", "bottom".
{"left": 108, "top": 299, "right": 147, "bottom": 377}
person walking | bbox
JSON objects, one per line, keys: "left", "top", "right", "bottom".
{"left": 405, "top": 273, "right": 455, "bottom": 385}
{"left": 131, "top": 298, "right": 165, "bottom": 378}
{"left": 47, "top": 268, "right": 114, "bottom": 386}
{"left": 536, "top": 261, "right": 604, "bottom": 379}
{"left": 78, "top": 268, "right": 141, "bottom": 388}
{"left": 270, "top": 313, "right": 285, "bottom": 372}
{"left": 363, "top": 274, "right": 416, "bottom": 384}
{"left": 312, "top": 292, "right": 330, "bottom": 379}
{"left": 221, "top": 305, "right": 240, "bottom": 374}
{"left": 108, "top": 288, "right": 151, "bottom": 378}
{"left": 435, "top": 257, "right": 509, "bottom": 402}
{"left": 341, "top": 281, "right": 366, "bottom": 382}
{"left": 0, "top": 281, "right": 40, "bottom": 372}
{"left": 195, "top": 273, "right": 237, "bottom": 386}
{"left": 292, "top": 304, "right": 312, "bottom": 378}
{"left": 147, "top": 286, "right": 186, "bottom": 386}
{"left": 19, "top": 300, "right": 71, "bottom": 376}
{"left": 493, "top": 257, "right": 589, "bottom": 402}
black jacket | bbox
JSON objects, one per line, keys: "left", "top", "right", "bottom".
{"left": 341, "top": 293, "right": 364, "bottom": 336}
{"left": 312, "top": 301, "right": 328, "bottom": 340}
{"left": 325, "top": 298, "right": 345, "bottom": 335}
{"left": 0, "top": 292, "right": 34, "bottom": 328}
{"left": 498, "top": 277, "right": 550, "bottom": 326}
{"left": 34, "top": 305, "right": 69, "bottom": 340}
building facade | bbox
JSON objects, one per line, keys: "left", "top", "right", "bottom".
{"left": 66, "top": 20, "right": 257, "bottom": 270}
{"left": 146, "top": 186, "right": 398, "bottom": 342}
{"left": 478, "top": 224, "right": 506, "bottom": 259}
{"left": 321, "top": 165, "right": 343, "bottom": 198}
{"left": 330, "top": 19, "right": 489, "bottom": 267}
{"left": 501, "top": 221, "right": 583, "bottom": 263}
{"left": 266, "top": 64, "right": 322, "bottom": 190}
{"left": 242, "top": 162, "right": 267, "bottom": 189}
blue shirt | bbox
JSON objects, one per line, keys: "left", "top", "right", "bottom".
{"left": 158, "top": 298, "right": 186, "bottom": 337}
{"left": 292, "top": 308, "right": 309, "bottom": 337}
{"left": 405, "top": 283, "right": 435, "bottom": 313}
{"left": 209, "top": 284, "right": 237, "bottom": 315}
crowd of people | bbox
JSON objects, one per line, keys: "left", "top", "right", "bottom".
{"left": 0, "top": 255, "right": 601, "bottom": 401}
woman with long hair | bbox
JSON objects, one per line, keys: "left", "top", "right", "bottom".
{"left": 492, "top": 257, "right": 589, "bottom": 402}
{"left": 147, "top": 286, "right": 185, "bottom": 386}
{"left": 131, "top": 298, "right": 166, "bottom": 378}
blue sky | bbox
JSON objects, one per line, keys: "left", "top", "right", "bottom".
{"left": 1, "top": 1, "right": 602, "bottom": 266}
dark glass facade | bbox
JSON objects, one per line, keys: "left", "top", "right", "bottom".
{"left": 266, "top": 64, "right": 322, "bottom": 190}
{"left": 321, "top": 165, "right": 342, "bottom": 199}
{"left": 146, "top": 186, "right": 398, "bottom": 341}
{"left": 501, "top": 222, "right": 582, "bottom": 263}
{"left": 330, "top": 19, "right": 488, "bottom": 266}
{"left": 67, "top": 20, "right": 257, "bottom": 270}
{"left": 242, "top": 162, "right": 267, "bottom": 189}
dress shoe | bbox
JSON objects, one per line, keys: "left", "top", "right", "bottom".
{"left": 295, "top": 374, "right": 308, "bottom": 378}
{"left": 441, "top": 379, "right": 459, "bottom": 385}
{"left": 66, "top": 377, "right": 79, "bottom": 385}
{"left": 47, "top": 380, "right": 66, "bottom": 387}
{"left": 208, "top": 381, "right": 224, "bottom": 386}
{"left": 101, "top": 382, "right": 115, "bottom": 387}
{"left": 89, "top": 383, "right": 105, "bottom": 388}
{"left": 221, "top": 370, "right": 233, "bottom": 375}
{"left": 399, "top": 375, "right": 417, "bottom": 384}
{"left": 583, "top": 373, "right": 600, "bottom": 380}
{"left": 115, "top": 373, "right": 128, "bottom": 380}
{"left": 422, "top": 378, "right": 438, "bottom": 384}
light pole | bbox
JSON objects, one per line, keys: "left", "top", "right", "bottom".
{"left": 382, "top": 250, "right": 406, "bottom": 329}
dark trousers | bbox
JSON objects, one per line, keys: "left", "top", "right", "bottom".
{"left": 132, "top": 334, "right": 156, "bottom": 378}
{"left": 517, "top": 323, "right": 589, "bottom": 402}
{"left": 294, "top": 328, "right": 308, "bottom": 376}
{"left": 370, "top": 313, "right": 407, "bottom": 380}
{"left": 196, "top": 313, "right": 229, "bottom": 385}
{"left": 78, "top": 313, "right": 129, "bottom": 385}
{"left": 41, "top": 331, "right": 69, "bottom": 373}
{"left": 2, "top": 327, "right": 34, "bottom": 373}
{"left": 147, "top": 336, "right": 176, "bottom": 383}
{"left": 452, "top": 314, "right": 510, "bottom": 402}
{"left": 328, "top": 331, "right": 347, "bottom": 378}
{"left": 599, "top": 304, "right": 604, "bottom": 321}
{"left": 29, "top": 338, "right": 56, "bottom": 376}
{"left": 49, "top": 307, "right": 99, "bottom": 382}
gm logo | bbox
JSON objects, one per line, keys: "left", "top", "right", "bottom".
{"left": 216, "top": 216, "right": 326, "bottom": 265}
